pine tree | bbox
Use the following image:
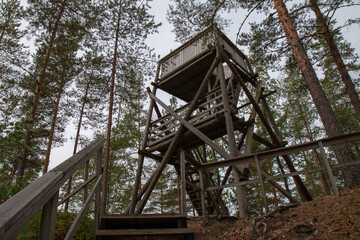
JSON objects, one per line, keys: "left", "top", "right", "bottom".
{"left": 273, "top": 0, "right": 360, "bottom": 188}
{"left": 95, "top": 0, "right": 159, "bottom": 213}
{"left": 17, "top": 0, "right": 68, "bottom": 179}
{"left": 309, "top": 0, "right": 360, "bottom": 122}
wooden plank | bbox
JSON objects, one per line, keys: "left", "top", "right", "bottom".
{"left": 202, "top": 131, "right": 360, "bottom": 171}
{"left": 94, "top": 147, "right": 103, "bottom": 233}
{"left": 101, "top": 213, "right": 187, "bottom": 220}
{"left": 39, "top": 190, "right": 59, "bottom": 240}
{"left": 54, "top": 139, "right": 105, "bottom": 181}
{"left": 130, "top": 85, "right": 157, "bottom": 214}
{"left": 180, "top": 151, "right": 187, "bottom": 214}
{"left": 95, "top": 228, "right": 194, "bottom": 236}
{"left": 318, "top": 141, "right": 339, "bottom": 195}
{"left": 266, "top": 166, "right": 327, "bottom": 181}
{"left": 255, "top": 155, "right": 269, "bottom": 214}
{"left": 199, "top": 169, "right": 206, "bottom": 216}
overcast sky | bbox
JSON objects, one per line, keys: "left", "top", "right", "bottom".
{"left": 49, "top": 1, "right": 360, "bottom": 169}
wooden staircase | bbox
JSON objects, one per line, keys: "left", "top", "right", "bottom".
{"left": 95, "top": 214, "right": 194, "bottom": 240}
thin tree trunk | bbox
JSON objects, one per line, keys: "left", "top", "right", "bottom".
{"left": 43, "top": 79, "right": 65, "bottom": 174}
{"left": 64, "top": 78, "right": 92, "bottom": 211}
{"left": 310, "top": 0, "right": 360, "bottom": 123}
{"left": 101, "top": 2, "right": 122, "bottom": 214}
{"left": 274, "top": 0, "right": 360, "bottom": 188}
{"left": 17, "top": 0, "right": 67, "bottom": 178}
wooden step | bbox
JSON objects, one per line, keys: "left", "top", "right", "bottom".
{"left": 96, "top": 228, "right": 194, "bottom": 240}
{"left": 100, "top": 214, "right": 188, "bottom": 229}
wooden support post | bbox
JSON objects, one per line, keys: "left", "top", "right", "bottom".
{"left": 255, "top": 155, "right": 269, "bottom": 214}
{"left": 84, "top": 161, "right": 89, "bottom": 203}
{"left": 39, "top": 190, "right": 59, "bottom": 240}
{"left": 218, "top": 49, "right": 249, "bottom": 218}
{"left": 130, "top": 86, "right": 157, "bottom": 214}
{"left": 318, "top": 141, "right": 339, "bottom": 195}
{"left": 64, "top": 177, "right": 72, "bottom": 211}
{"left": 199, "top": 169, "right": 206, "bottom": 216}
{"left": 180, "top": 150, "right": 187, "bottom": 214}
{"left": 94, "top": 147, "right": 103, "bottom": 235}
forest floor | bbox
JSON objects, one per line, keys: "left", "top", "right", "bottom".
{"left": 188, "top": 186, "right": 360, "bottom": 239}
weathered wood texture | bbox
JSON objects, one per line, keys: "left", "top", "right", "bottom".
{"left": 0, "top": 138, "right": 105, "bottom": 240}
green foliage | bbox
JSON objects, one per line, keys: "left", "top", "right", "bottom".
{"left": 17, "top": 211, "right": 93, "bottom": 240}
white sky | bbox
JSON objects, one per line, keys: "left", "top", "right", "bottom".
{"left": 47, "top": 1, "right": 360, "bottom": 169}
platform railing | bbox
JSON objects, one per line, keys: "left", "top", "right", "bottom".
{"left": 0, "top": 138, "right": 105, "bottom": 240}
{"left": 158, "top": 27, "right": 251, "bottom": 81}
{"left": 148, "top": 87, "right": 236, "bottom": 147}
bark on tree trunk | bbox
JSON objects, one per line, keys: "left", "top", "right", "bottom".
{"left": 101, "top": 2, "right": 122, "bottom": 214}
{"left": 43, "top": 79, "right": 65, "bottom": 174}
{"left": 310, "top": 0, "right": 360, "bottom": 123}
{"left": 273, "top": 0, "right": 360, "bottom": 188}
{"left": 17, "top": 0, "right": 67, "bottom": 179}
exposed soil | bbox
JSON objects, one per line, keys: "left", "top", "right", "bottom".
{"left": 188, "top": 186, "right": 360, "bottom": 239}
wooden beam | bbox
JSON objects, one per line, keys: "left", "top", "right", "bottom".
{"left": 255, "top": 155, "right": 269, "bottom": 214}
{"left": 318, "top": 141, "right": 339, "bottom": 195}
{"left": 58, "top": 174, "right": 97, "bottom": 205}
{"left": 184, "top": 150, "right": 201, "bottom": 169}
{"left": 180, "top": 151, "right": 187, "bottom": 214}
{"left": 217, "top": 51, "right": 248, "bottom": 218}
{"left": 130, "top": 86, "right": 157, "bottom": 214}
{"left": 202, "top": 132, "right": 360, "bottom": 171}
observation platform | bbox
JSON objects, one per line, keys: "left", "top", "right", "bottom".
{"left": 155, "top": 27, "right": 253, "bottom": 102}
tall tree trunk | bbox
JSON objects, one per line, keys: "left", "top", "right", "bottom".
{"left": 17, "top": 0, "right": 67, "bottom": 178}
{"left": 273, "top": 0, "right": 360, "bottom": 188}
{"left": 101, "top": 2, "right": 122, "bottom": 214}
{"left": 43, "top": 79, "right": 65, "bottom": 174}
{"left": 73, "top": 79, "right": 91, "bottom": 155}
{"left": 64, "top": 78, "right": 91, "bottom": 211}
{"left": 310, "top": 0, "right": 360, "bottom": 123}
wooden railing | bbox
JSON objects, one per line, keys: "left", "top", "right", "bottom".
{"left": 157, "top": 27, "right": 251, "bottom": 81}
{"left": 147, "top": 87, "right": 236, "bottom": 148}
{"left": 197, "top": 132, "right": 360, "bottom": 215}
{"left": 0, "top": 138, "right": 105, "bottom": 240}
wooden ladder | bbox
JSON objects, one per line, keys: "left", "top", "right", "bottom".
{"left": 95, "top": 213, "right": 194, "bottom": 240}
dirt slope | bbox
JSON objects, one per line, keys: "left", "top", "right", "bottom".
{"left": 188, "top": 186, "right": 360, "bottom": 239}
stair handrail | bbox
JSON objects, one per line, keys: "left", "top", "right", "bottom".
{"left": 0, "top": 138, "right": 106, "bottom": 240}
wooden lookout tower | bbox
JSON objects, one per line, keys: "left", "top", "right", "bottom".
{"left": 128, "top": 26, "right": 312, "bottom": 218}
